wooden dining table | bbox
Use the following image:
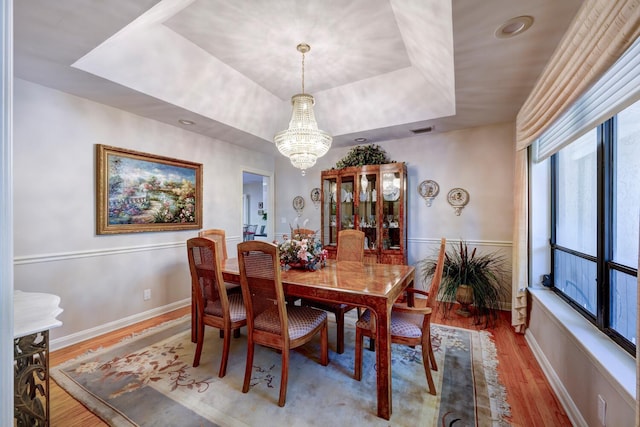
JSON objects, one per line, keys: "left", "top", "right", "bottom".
{"left": 219, "top": 258, "right": 415, "bottom": 420}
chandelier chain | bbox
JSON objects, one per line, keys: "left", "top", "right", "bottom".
{"left": 301, "top": 50, "right": 305, "bottom": 94}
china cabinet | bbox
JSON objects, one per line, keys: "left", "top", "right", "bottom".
{"left": 321, "top": 162, "right": 407, "bottom": 265}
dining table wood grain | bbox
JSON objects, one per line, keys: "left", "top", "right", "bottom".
{"left": 219, "top": 258, "right": 415, "bottom": 420}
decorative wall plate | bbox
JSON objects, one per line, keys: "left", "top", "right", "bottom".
{"left": 310, "top": 188, "right": 321, "bottom": 202}
{"left": 293, "top": 195, "right": 305, "bottom": 216}
{"left": 418, "top": 180, "right": 439, "bottom": 207}
{"left": 310, "top": 187, "right": 321, "bottom": 209}
{"left": 447, "top": 188, "right": 469, "bottom": 216}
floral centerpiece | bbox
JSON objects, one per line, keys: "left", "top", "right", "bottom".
{"left": 277, "top": 227, "right": 327, "bottom": 271}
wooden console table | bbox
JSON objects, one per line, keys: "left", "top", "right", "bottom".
{"left": 14, "top": 290, "right": 63, "bottom": 427}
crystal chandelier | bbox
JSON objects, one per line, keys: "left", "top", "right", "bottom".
{"left": 274, "top": 43, "right": 332, "bottom": 176}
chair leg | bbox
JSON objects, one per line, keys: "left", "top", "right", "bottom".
{"left": 320, "top": 321, "right": 329, "bottom": 366}
{"left": 421, "top": 338, "right": 436, "bottom": 395}
{"left": 193, "top": 321, "right": 204, "bottom": 367}
{"left": 368, "top": 337, "right": 375, "bottom": 351}
{"left": 427, "top": 323, "right": 437, "bottom": 371}
{"left": 220, "top": 328, "right": 242, "bottom": 339}
{"left": 242, "top": 340, "right": 255, "bottom": 394}
{"left": 191, "top": 298, "right": 197, "bottom": 343}
{"left": 354, "top": 327, "right": 363, "bottom": 381}
{"left": 278, "top": 349, "right": 290, "bottom": 406}
{"left": 335, "top": 311, "right": 345, "bottom": 354}
{"left": 218, "top": 326, "right": 232, "bottom": 378}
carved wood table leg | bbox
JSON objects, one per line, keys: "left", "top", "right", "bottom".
{"left": 14, "top": 330, "right": 50, "bottom": 427}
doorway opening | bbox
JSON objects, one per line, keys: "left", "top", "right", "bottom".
{"left": 242, "top": 169, "right": 273, "bottom": 241}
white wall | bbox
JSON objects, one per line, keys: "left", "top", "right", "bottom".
{"left": 13, "top": 79, "right": 275, "bottom": 346}
{"left": 1, "top": 0, "right": 14, "bottom": 423}
{"left": 275, "top": 123, "right": 515, "bottom": 297}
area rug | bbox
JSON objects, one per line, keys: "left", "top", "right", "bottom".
{"left": 51, "top": 314, "right": 511, "bottom": 426}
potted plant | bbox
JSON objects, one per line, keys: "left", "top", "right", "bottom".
{"left": 419, "top": 240, "right": 508, "bottom": 326}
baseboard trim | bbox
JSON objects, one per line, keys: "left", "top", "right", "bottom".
{"left": 50, "top": 298, "right": 190, "bottom": 351}
{"left": 525, "top": 328, "right": 587, "bottom": 427}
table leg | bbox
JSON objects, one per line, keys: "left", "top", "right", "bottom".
{"left": 374, "top": 301, "right": 392, "bottom": 420}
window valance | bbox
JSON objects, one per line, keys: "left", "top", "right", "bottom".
{"left": 515, "top": 0, "right": 640, "bottom": 152}
{"left": 534, "top": 35, "right": 640, "bottom": 161}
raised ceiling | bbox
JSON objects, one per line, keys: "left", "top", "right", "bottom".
{"left": 14, "top": 0, "right": 584, "bottom": 154}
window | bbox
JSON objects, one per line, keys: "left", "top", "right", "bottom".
{"left": 551, "top": 100, "right": 640, "bottom": 355}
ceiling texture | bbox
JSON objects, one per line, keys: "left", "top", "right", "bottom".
{"left": 14, "top": 0, "right": 584, "bottom": 154}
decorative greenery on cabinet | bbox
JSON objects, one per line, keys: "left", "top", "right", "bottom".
{"left": 334, "top": 144, "right": 393, "bottom": 169}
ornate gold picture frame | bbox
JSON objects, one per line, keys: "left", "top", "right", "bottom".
{"left": 96, "top": 144, "right": 203, "bottom": 234}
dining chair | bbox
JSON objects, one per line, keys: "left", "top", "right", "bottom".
{"left": 336, "top": 229, "right": 365, "bottom": 262}
{"left": 186, "top": 237, "right": 247, "bottom": 378}
{"left": 237, "top": 240, "right": 329, "bottom": 407}
{"left": 197, "top": 229, "right": 242, "bottom": 340}
{"left": 353, "top": 237, "right": 447, "bottom": 395}
{"left": 244, "top": 224, "right": 258, "bottom": 241}
{"left": 419, "top": 237, "right": 447, "bottom": 370}
{"left": 198, "top": 228, "right": 229, "bottom": 260}
{"left": 302, "top": 229, "right": 364, "bottom": 354}
{"left": 255, "top": 225, "right": 267, "bottom": 237}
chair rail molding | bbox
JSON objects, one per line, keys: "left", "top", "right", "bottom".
{"left": 14, "top": 241, "right": 187, "bottom": 265}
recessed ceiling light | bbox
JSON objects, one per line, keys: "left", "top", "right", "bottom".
{"left": 354, "top": 137, "right": 367, "bottom": 142}
{"left": 178, "top": 119, "right": 195, "bottom": 125}
{"left": 495, "top": 16, "right": 534, "bottom": 39}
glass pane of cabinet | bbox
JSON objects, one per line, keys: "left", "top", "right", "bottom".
{"left": 358, "top": 172, "right": 378, "bottom": 250}
{"left": 381, "top": 170, "right": 401, "bottom": 251}
{"left": 322, "top": 176, "right": 337, "bottom": 247}
{"left": 339, "top": 176, "right": 355, "bottom": 230}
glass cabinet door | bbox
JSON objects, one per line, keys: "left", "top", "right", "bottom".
{"left": 322, "top": 176, "right": 337, "bottom": 247}
{"left": 381, "top": 170, "right": 402, "bottom": 252}
{"left": 339, "top": 175, "right": 355, "bottom": 230}
{"left": 357, "top": 171, "right": 378, "bottom": 250}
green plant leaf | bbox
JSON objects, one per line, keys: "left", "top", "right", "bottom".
{"left": 418, "top": 240, "right": 509, "bottom": 327}
{"left": 335, "top": 144, "right": 393, "bottom": 168}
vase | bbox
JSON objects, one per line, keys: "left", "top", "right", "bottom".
{"left": 284, "top": 259, "right": 322, "bottom": 271}
{"left": 455, "top": 284, "right": 473, "bottom": 317}
{"left": 284, "top": 261, "right": 306, "bottom": 270}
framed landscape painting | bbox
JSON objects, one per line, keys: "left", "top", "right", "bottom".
{"left": 96, "top": 144, "right": 203, "bottom": 234}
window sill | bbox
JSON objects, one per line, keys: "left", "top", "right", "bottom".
{"left": 528, "top": 287, "right": 635, "bottom": 402}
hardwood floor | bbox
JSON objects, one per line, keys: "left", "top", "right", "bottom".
{"left": 48, "top": 305, "right": 571, "bottom": 426}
